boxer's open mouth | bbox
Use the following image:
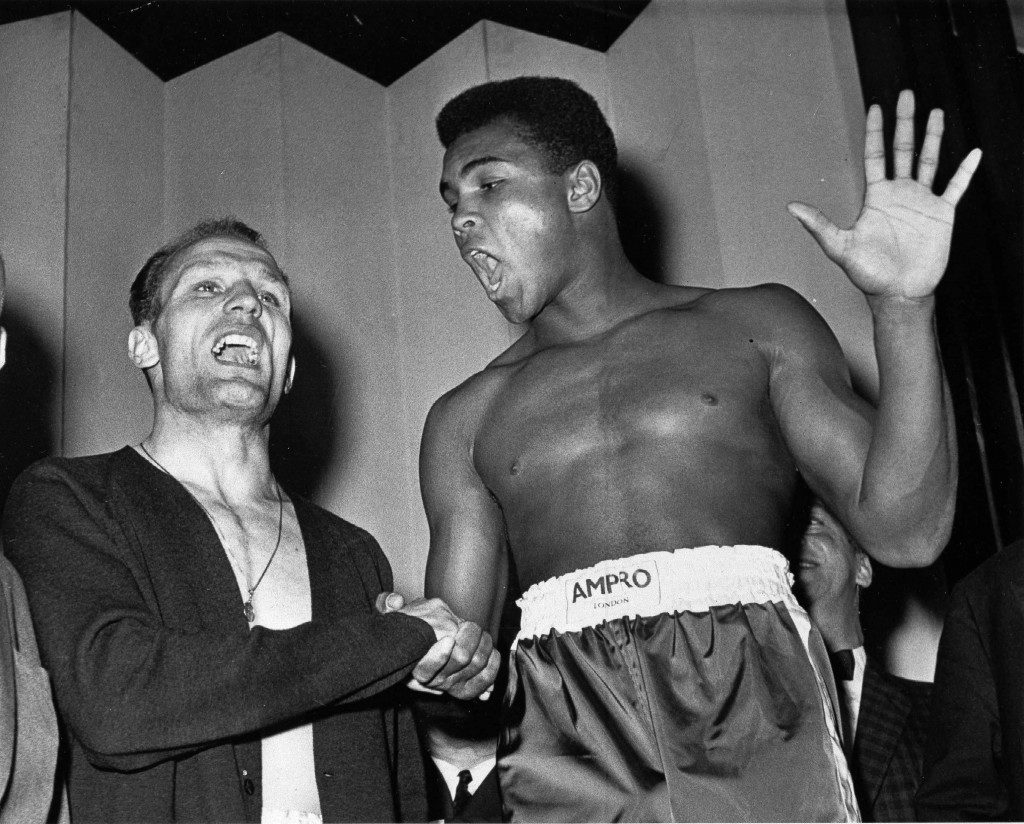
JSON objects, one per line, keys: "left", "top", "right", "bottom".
{"left": 465, "top": 249, "right": 502, "bottom": 292}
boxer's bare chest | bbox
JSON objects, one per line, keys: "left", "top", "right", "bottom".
{"left": 471, "top": 308, "right": 798, "bottom": 582}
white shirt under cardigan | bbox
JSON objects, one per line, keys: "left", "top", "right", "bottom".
{"left": 225, "top": 534, "right": 322, "bottom": 824}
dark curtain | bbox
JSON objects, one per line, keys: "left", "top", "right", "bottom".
{"left": 847, "top": 0, "right": 1024, "bottom": 585}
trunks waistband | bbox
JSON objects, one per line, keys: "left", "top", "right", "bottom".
{"left": 516, "top": 545, "right": 796, "bottom": 640}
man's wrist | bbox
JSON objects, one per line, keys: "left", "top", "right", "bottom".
{"left": 867, "top": 292, "right": 937, "bottom": 325}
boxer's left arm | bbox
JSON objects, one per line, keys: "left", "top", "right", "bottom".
{"left": 780, "top": 91, "right": 980, "bottom": 566}
{"left": 417, "top": 381, "right": 507, "bottom": 699}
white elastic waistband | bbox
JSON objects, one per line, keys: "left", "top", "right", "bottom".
{"left": 516, "top": 545, "right": 796, "bottom": 640}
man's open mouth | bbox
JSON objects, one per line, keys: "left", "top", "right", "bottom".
{"left": 211, "top": 333, "right": 261, "bottom": 367}
{"left": 464, "top": 249, "right": 502, "bottom": 292}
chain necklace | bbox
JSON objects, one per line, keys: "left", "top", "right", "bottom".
{"left": 139, "top": 442, "right": 284, "bottom": 624}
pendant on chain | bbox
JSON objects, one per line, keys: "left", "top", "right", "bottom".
{"left": 137, "top": 442, "right": 280, "bottom": 629}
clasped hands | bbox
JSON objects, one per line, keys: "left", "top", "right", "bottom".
{"left": 376, "top": 592, "right": 499, "bottom": 701}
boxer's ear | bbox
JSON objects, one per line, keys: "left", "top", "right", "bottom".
{"left": 566, "top": 160, "right": 602, "bottom": 213}
{"left": 128, "top": 325, "right": 160, "bottom": 370}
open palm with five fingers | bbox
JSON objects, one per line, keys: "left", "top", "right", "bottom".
{"left": 788, "top": 89, "right": 982, "bottom": 302}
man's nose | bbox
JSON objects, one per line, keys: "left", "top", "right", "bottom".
{"left": 225, "top": 282, "right": 262, "bottom": 317}
{"left": 451, "top": 203, "right": 477, "bottom": 234}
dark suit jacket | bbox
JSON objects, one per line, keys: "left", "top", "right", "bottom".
{"left": 3, "top": 448, "right": 436, "bottom": 823}
{"left": 916, "top": 539, "right": 1024, "bottom": 821}
{"left": 851, "top": 659, "right": 931, "bottom": 821}
{"left": 425, "top": 758, "right": 502, "bottom": 822}
{"left": 0, "top": 552, "right": 67, "bottom": 823}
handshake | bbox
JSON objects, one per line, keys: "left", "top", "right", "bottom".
{"left": 376, "top": 592, "right": 500, "bottom": 701}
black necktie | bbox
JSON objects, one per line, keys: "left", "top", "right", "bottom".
{"left": 830, "top": 648, "right": 855, "bottom": 681}
{"left": 452, "top": 768, "right": 473, "bottom": 817}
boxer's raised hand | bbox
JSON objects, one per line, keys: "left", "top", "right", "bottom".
{"left": 788, "top": 89, "right": 981, "bottom": 303}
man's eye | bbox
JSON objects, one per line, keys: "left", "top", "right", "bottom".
{"left": 259, "top": 291, "right": 281, "bottom": 307}
{"left": 195, "top": 282, "right": 219, "bottom": 293}
{"left": 481, "top": 180, "right": 502, "bottom": 192}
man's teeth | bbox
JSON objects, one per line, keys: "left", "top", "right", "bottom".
{"left": 212, "top": 333, "right": 260, "bottom": 365}
{"left": 468, "top": 250, "right": 500, "bottom": 284}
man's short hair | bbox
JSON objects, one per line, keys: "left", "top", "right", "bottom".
{"left": 129, "top": 218, "right": 272, "bottom": 326}
{"left": 436, "top": 76, "right": 618, "bottom": 205}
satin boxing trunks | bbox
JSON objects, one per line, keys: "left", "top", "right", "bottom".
{"left": 501, "top": 545, "right": 860, "bottom": 822}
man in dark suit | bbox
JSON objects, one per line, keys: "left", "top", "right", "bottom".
{"left": 0, "top": 254, "right": 68, "bottom": 823}
{"left": 916, "top": 539, "right": 1024, "bottom": 820}
{"left": 796, "top": 500, "right": 932, "bottom": 821}
{"left": 417, "top": 694, "right": 502, "bottom": 823}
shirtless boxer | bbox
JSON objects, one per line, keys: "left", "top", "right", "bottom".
{"left": 421, "top": 77, "right": 980, "bottom": 821}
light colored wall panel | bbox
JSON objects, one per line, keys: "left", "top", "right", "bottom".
{"left": 485, "top": 21, "right": 608, "bottom": 101}
{"left": 683, "top": 0, "right": 875, "bottom": 389}
{"left": 64, "top": 13, "right": 164, "bottom": 458}
{"left": 607, "top": 0, "right": 725, "bottom": 289}
{"left": 0, "top": 12, "right": 70, "bottom": 460}
{"left": 278, "top": 36, "right": 410, "bottom": 574}
{"left": 822, "top": 1, "right": 879, "bottom": 397}
{"left": 385, "top": 24, "right": 503, "bottom": 593}
{"left": 164, "top": 35, "right": 285, "bottom": 246}
{"left": 884, "top": 591, "right": 944, "bottom": 681}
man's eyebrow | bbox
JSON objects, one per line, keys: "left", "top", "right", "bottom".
{"left": 460, "top": 155, "right": 506, "bottom": 176}
{"left": 439, "top": 155, "right": 508, "bottom": 198}
{"left": 257, "top": 264, "right": 289, "bottom": 287}
{"left": 179, "top": 255, "right": 289, "bottom": 287}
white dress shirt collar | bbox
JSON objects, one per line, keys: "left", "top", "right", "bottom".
{"left": 839, "top": 645, "right": 868, "bottom": 745}
{"left": 431, "top": 754, "right": 497, "bottom": 799}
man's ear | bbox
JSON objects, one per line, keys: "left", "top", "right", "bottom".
{"left": 283, "top": 355, "right": 296, "bottom": 395}
{"left": 566, "top": 160, "right": 602, "bottom": 213}
{"left": 854, "top": 552, "right": 873, "bottom": 590}
{"left": 128, "top": 325, "right": 160, "bottom": 370}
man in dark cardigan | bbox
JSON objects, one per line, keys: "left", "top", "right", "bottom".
{"left": 2, "top": 219, "right": 499, "bottom": 823}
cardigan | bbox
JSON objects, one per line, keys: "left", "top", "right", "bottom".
{"left": 2, "top": 447, "right": 437, "bottom": 823}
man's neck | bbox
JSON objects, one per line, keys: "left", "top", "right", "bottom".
{"left": 427, "top": 730, "right": 497, "bottom": 772}
{"left": 142, "top": 414, "right": 274, "bottom": 502}
{"left": 529, "top": 244, "right": 662, "bottom": 347}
